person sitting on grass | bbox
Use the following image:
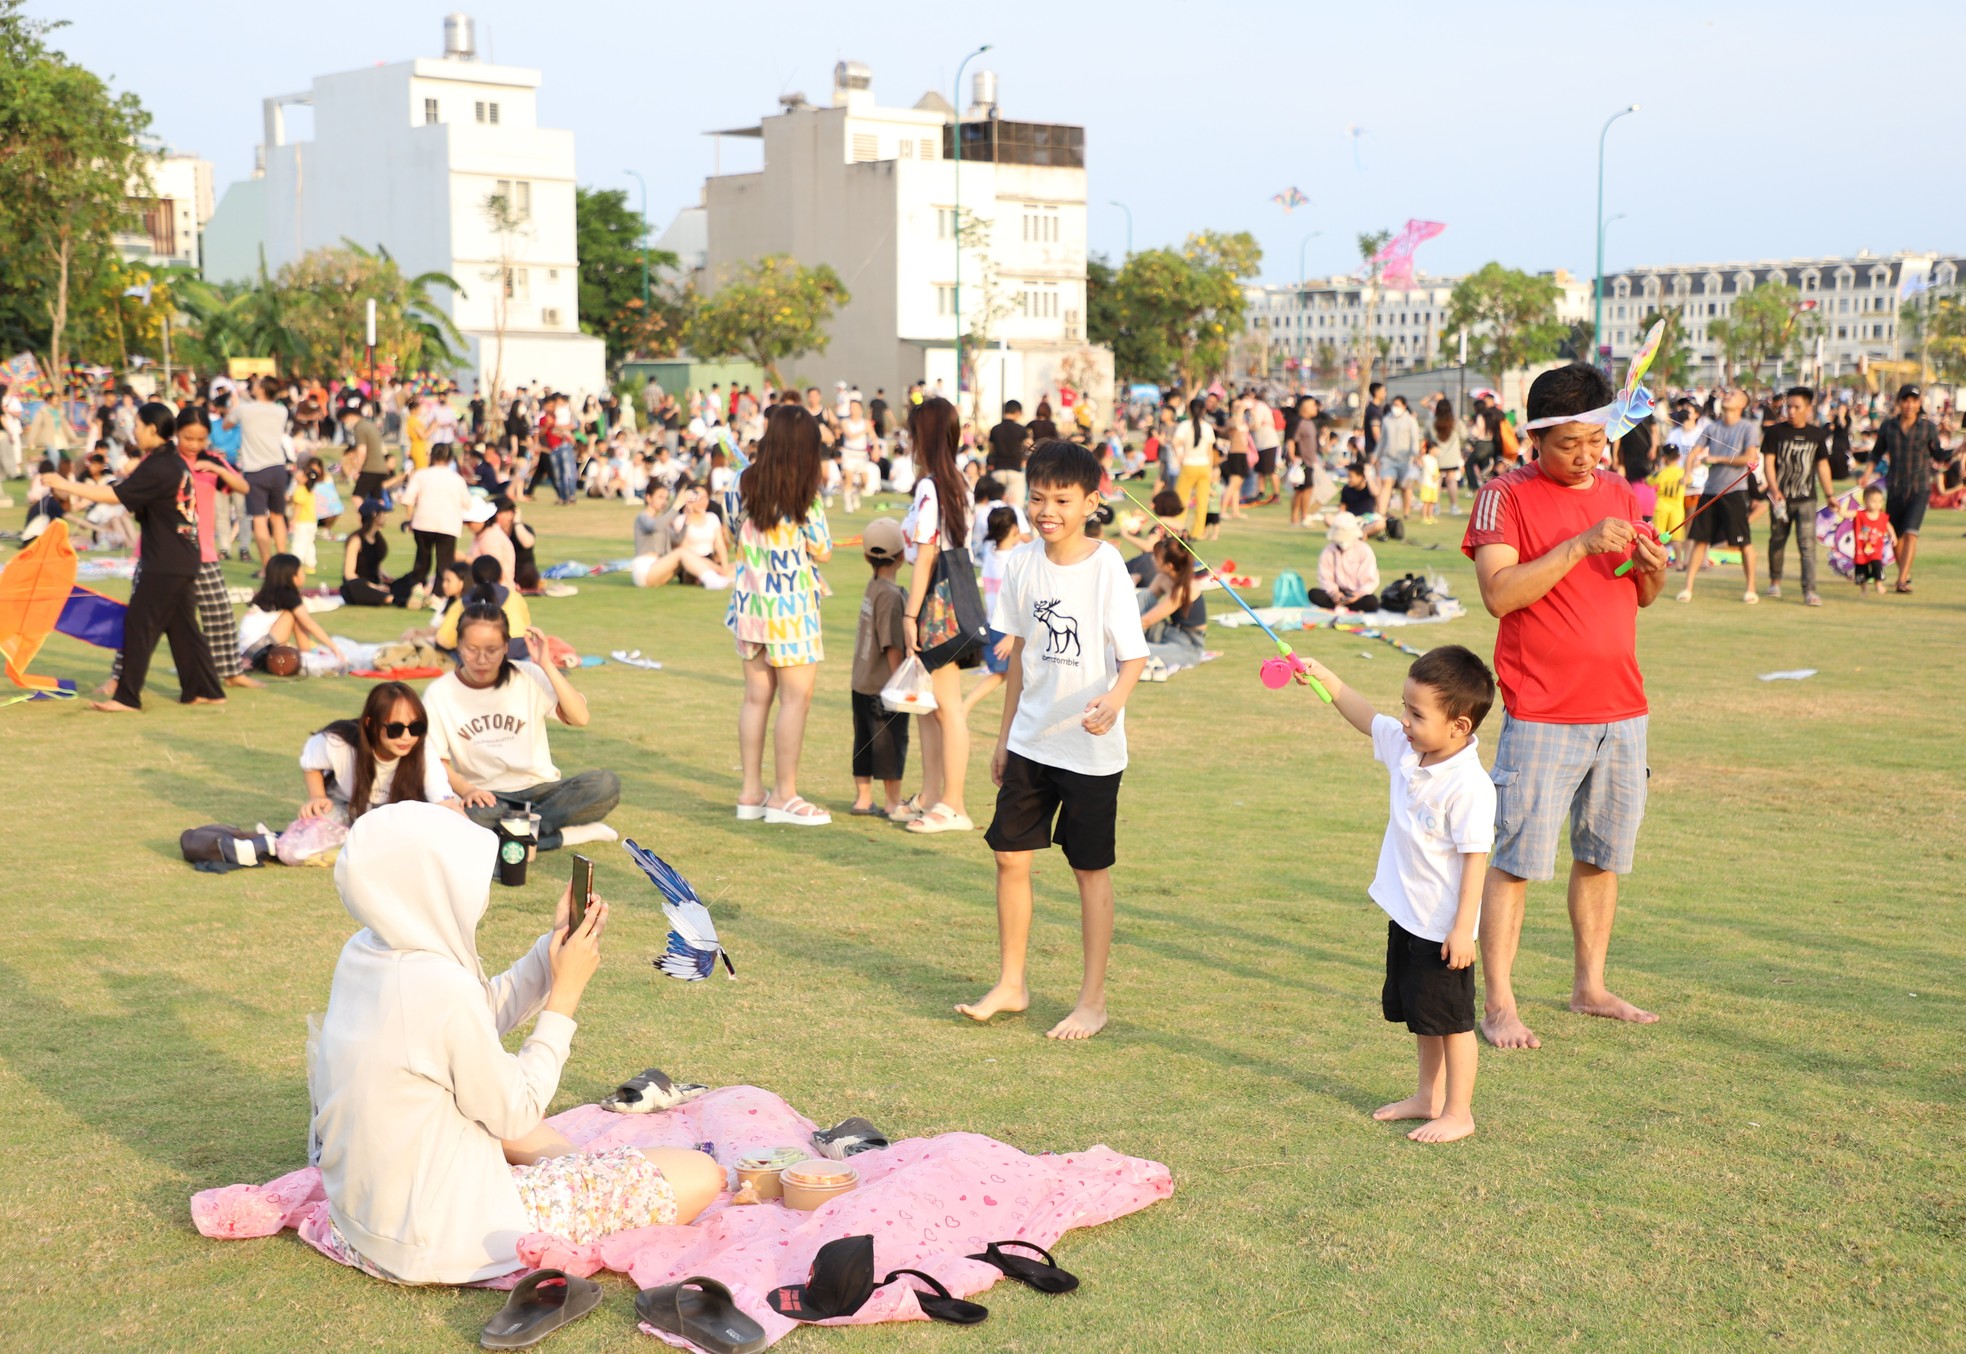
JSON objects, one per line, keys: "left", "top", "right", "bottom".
{"left": 398, "top": 559, "right": 472, "bottom": 656}
{"left": 311, "top": 802, "right": 723, "bottom": 1284}
{"left": 437, "top": 555, "right": 531, "bottom": 655}
{"left": 299, "top": 680, "right": 458, "bottom": 824}
{"left": 422, "top": 604, "right": 620, "bottom": 851}
{"left": 1136, "top": 534, "right": 1208, "bottom": 673}
{"left": 340, "top": 503, "right": 396, "bottom": 607}
{"left": 1291, "top": 644, "right": 1497, "bottom": 1144}
{"left": 1337, "top": 463, "right": 1387, "bottom": 538}
{"left": 240, "top": 553, "right": 345, "bottom": 672}
{"left": 1311, "top": 512, "right": 1381, "bottom": 610}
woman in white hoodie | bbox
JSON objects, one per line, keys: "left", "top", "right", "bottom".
{"left": 312, "top": 802, "right": 723, "bottom": 1284}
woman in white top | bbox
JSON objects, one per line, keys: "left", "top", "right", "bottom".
{"left": 674, "top": 482, "right": 732, "bottom": 587}
{"left": 1427, "top": 401, "right": 1466, "bottom": 517}
{"left": 1172, "top": 398, "right": 1219, "bottom": 538}
{"left": 400, "top": 444, "right": 473, "bottom": 600}
{"left": 839, "top": 399, "right": 875, "bottom": 512}
{"left": 299, "top": 681, "right": 458, "bottom": 823}
{"left": 899, "top": 396, "right": 979, "bottom": 834}
{"left": 310, "top": 802, "right": 722, "bottom": 1284}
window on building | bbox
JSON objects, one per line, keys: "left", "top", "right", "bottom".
{"left": 504, "top": 267, "right": 529, "bottom": 300}
{"left": 424, "top": 97, "right": 440, "bottom": 125}
{"left": 898, "top": 140, "right": 914, "bottom": 158}
{"left": 1065, "top": 307, "right": 1081, "bottom": 340}
{"left": 548, "top": 269, "right": 559, "bottom": 282}
{"left": 542, "top": 307, "right": 561, "bottom": 326}
{"left": 918, "top": 138, "right": 936, "bottom": 160}
{"left": 851, "top": 133, "right": 880, "bottom": 162}
{"left": 936, "top": 285, "right": 955, "bottom": 316}
{"left": 476, "top": 101, "right": 485, "bottom": 123}
{"left": 935, "top": 208, "right": 957, "bottom": 240}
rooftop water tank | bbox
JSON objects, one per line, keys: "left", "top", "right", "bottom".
{"left": 443, "top": 13, "right": 476, "bottom": 61}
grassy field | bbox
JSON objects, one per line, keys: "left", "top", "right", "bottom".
{"left": 1, "top": 480, "right": 1960, "bottom": 1352}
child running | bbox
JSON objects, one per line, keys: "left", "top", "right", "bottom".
{"left": 959, "top": 441, "right": 1149, "bottom": 1040}
{"left": 1296, "top": 644, "right": 1497, "bottom": 1143}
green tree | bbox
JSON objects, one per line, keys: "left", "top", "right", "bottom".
{"left": 1633, "top": 306, "right": 1696, "bottom": 389}
{"left": 1351, "top": 228, "right": 1393, "bottom": 407}
{"left": 1923, "top": 296, "right": 1966, "bottom": 384}
{"left": 1707, "top": 281, "right": 1815, "bottom": 385}
{"left": 272, "top": 242, "right": 463, "bottom": 377}
{"left": 0, "top": 1, "right": 150, "bottom": 392}
{"left": 686, "top": 254, "right": 848, "bottom": 388}
{"left": 574, "top": 186, "right": 684, "bottom": 366}
{"left": 1439, "top": 263, "right": 1565, "bottom": 382}
{"left": 1104, "top": 231, "right": 1261, "bottom": 389}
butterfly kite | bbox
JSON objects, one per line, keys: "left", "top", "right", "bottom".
{"left": 1525, "top": 317, "right": 1663, "bottom": 443}
{"left": 624, "top": 839, "right": 736, "bottom": 980}
{"left": 1270, "top": 186, "right": 1308, "bottom": 213}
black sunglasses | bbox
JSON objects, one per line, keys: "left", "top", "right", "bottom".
{"left": 378, "top": 720, "right": 428, "bottom": 739}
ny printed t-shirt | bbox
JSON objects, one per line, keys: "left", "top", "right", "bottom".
{"left": 422, "top": 661, "right": 561, "bottom": 793}
{"left": 992, "top": 541, "right": 1149, "bottom": 776}
{"left": 1462, "top": 464, "right": 1646, "bottom": 724}
{"left": 1368, "top": 715, "right": 1497, "bottom": 942}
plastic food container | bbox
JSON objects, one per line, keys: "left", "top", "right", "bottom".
{"left": 779, "top": 1159, "right": 859, "bottom": 1211}
{"left": 736, "top": 1164, "right": 787, "bottom": 1200}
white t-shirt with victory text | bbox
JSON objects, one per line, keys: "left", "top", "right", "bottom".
{"left": 1367, "top": 715, "right": 1496, "bottom": 942}
{"left": 423, "top": 661, "right": 561, "bottom": 794}
{"left": 992, "top": 540, "right": 1149, "bottom": 777}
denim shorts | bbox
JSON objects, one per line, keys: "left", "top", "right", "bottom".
{"left": 1490, "top": 712, "right": 1648, "bottom": 880}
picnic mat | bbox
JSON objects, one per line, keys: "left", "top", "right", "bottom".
{"left": 191, "top": 1085, "right": 1173, "bottom": 1347}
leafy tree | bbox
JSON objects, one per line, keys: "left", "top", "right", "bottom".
{"left": 574, "top": 186, "right": 683, "bottom": 366}
{"left": 1922, "top": 296, "right": 1966, "bottom": 384}
{"left": 1633, "top": 306, "right": 1696, "bottom": 389}
{"left": 270, "top": 242, "right": 463, "bottom": 376}
{"left": 0, "top": 1, "right": 150, "bottom": 392}
{"left": 1085, "top": 253, "right": 1124, "bottom": 361}
{"left": 1707, "top": 281, "right": 1815, "bottom": 385}
{"left": 1439, "top": 263, "right": 1565, "bottom": 380}
{"left": 686, "top": 254, "right": 848, "bottom": 388}
{"left": 1103, "top": 231, "right": 1261, "bottom": 389}
{"left": 1350, "top": 228, "right": 1392, "bottom": 407}
{"left": 480, "top": 192, "right": 528, "bottom": 399}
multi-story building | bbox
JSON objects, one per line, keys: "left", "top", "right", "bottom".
{"left": 200, "top": 14, "right": 603, "bottom": 394}
{"left": 1597, "top": 252, "right": 1961, "bottom": 382}
{"left": 119, "top": 147, "right": 214, "bottom": 272}
{"left": 698, "top": 62, "right": 1112, "bottom": 417}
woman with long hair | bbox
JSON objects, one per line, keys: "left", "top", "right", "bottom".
{"left": 240, "top": 552, "right": 345, "bottom": 669}
{"left": 725, "top": 403, "right": 834, "bottom": 825}
{"left": 1171, "top": 398, "right": 1218, "bottom": 538}
{"left": 1137, "top": 534, "right": 1209, "bottom": 672}
{"left": 1429, "top": 399, "right": 1466, "bottom": 517}
{"left": 340, "top": 503, "right": 395, "bottom": 606}
{"left": 37, "top": 401, "right": 225, "bottom": 712}
{"left": 299, "top": 681, "right": 456, "bottom": 823}
{"left": 899, "top": 395, "right": 978, "bottom": 834}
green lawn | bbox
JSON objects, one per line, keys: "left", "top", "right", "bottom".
{"left": 1, "top": 482, "right": 1959, "bottom": 1352}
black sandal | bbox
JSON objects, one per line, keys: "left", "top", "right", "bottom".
{"left": 480, "top": 1270, "right": 604, "bottom": 1349}
{"left": 635, "top": 1277, "right": 768, "bottom": 1354}
{"left": 881, "top": 1269, "right": 989, "bottom": 1324}
{"left": 966, "top": 1239, "right": 1080, "bottom": 1294}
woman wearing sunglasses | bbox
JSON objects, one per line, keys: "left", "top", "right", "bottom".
{"left": 299, "top": 681, "right": 459, "bottom": 824}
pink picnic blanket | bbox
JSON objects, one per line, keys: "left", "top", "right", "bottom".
{"left": 191, "top": 1086, "right": 1173, "bottom": 1349}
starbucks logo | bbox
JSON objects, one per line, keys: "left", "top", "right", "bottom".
{"left": 501, "top": 840, "right": 526, "bottom": 864}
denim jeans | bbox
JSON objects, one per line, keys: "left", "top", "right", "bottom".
{"left": 551, "top": 444, "right": 578, "bottom": 503}
{"left": 461, "top": 770, "right": 621, "bottom": 851}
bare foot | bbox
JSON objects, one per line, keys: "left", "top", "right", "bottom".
{"left": 1571, "top": 991, "right": 1659, "bottom": 1024}
{"left": 1372, "top": 1094, "right": 1442, "bottom": 1122}
{"left": 188, "top": 696, "right": 228, "bottom": 706}
{"left": 1408, "top": 1112, "right": 1475, "bottom": 1144}
{"left": 88, "top": 699, "right": 140, "bottom": 714}
{"left": 956, "top": 982, "right": 1028, "bottom": 1023}
{"left": 1480, "top": 1009, "right": 1542, "bottom": 1049}
{"left": 224, "top": 674, "right": 264, "bottom": 688}
{"left": 1046, "top": 1003, "right": 1107, "bottom": 1041}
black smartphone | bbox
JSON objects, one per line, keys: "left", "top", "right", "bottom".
{"left": 568, "top": 854, "right": 593, "bottom": 934}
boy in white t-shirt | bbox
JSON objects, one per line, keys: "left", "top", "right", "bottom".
{"left": 1296, "top": 644, "right": 1498, "bottom": 1143}
{"left": 958, "top": 442, "right": 1149, "bottom": 1041}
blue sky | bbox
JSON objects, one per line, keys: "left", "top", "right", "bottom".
{"left": 47, "top": 0, "right": 1963, "bottom": 283}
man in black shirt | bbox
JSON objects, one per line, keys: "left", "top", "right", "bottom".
{"left": 1759, "top": 386, "right": 1833, "bottom": 606}
{"left": 1871, "top": 384, "right": 1941, "bottom": 592}
{"left": 987, "top": 399, "right": 1030, "bottom": 503}
{"left": 1361, "top": 381, "right": 1387, "bottom": 460}
{"left": 869, "top": 388, "right": 889, "bottom": 440}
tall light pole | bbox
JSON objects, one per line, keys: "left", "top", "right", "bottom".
{"left": 1108, "top": 200, "right": 1133, "bottom": 258}
{"left": 952, "top": 42, "right": 991, "bottom": 406}
{"left": 1596, "top": 212, "right": 1627, "bottom": 362}
{"left": 623, "top": 169, "right": 650, "bottom": 305}
{"left": 1297, "top": 231, "right": 1323, "bottom": 287}
{"left": 1594, "top": 103, "right": 1638, "bottom": 373}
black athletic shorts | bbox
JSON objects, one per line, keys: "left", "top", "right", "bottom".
{"left": 1222, "top": 452, "right": 1251, "bottom": 479}
{"left": 1689, "top": 492, "right": 1751, "bottom": 547}
{"left": 354, "top": 471, "right": 389, "bottom": 503}
{"left": 1255, "top": 447, "right": 1278, "bottom": 476}
{"left": 1853, "top": 560, "right": 1883, "bottom": 584}
{"left": 1887, "top": 494, "right": 1927, "bottom": 538}
{"left": 1382, "top": 918, "right": 1475, "bottom": 1037}
{"left": 244, "top": 464, "right": 290, "bottom": 517}
{"left": 850, "top": 689, "right": 909, "bottom": 783}
{"left": 984, "top": 749, "right": 1121, "bottom": 871}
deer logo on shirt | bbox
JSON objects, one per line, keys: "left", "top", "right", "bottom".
{"left": 1031, "top": 598, "right": 1080, "bottom": 658}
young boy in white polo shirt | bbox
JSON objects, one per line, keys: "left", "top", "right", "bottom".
{"left": 957, "top": 441, "right": 1149, "bottom": 1041}
{"left": 1299, "top": 644, "right": 1497, "bottom": 1142}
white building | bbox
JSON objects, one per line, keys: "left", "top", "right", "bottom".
{"left": 201, "top": 14, "right": 603, "bottom": 395}
{"left": 119, "top": 147, "right": 214, "bottom": 271}
{"left": 699, "top": 62, "right": 1112, "bottom": 419}
{"left": 1598, "top": 252, "right": 1961, "bottom": 382}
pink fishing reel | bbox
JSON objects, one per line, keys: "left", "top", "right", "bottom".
{"left": 1260, "top": 655, "right": 1304, "bottom": 689}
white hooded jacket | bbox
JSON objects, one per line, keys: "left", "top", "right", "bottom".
{"left": 313, "top": 801, "right": 573, "bottom": 1284}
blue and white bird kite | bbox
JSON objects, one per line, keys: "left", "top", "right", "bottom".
{"left": 623, "top": 839, "right": 737, "bottom": 980}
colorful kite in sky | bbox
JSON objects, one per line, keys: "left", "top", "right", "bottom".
{"left": 1270, "top": 186, "right": 1308, "bottom": 213}
{"left": 1369, "top": 219, "right": 1446, "bottom": 289}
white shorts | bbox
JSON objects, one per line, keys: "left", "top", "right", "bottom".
{"left": 632, "top": 554, "right": 664, "bottom": 587}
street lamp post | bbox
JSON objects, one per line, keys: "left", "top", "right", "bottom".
{"left": 953, "top": 43, "right": 991, "bottom": 407}
{"left": 1296, "top": 232, "right": 1323, "bottom": 367}
{"left": 623, "top": 169, "right": 650, "bottom": 306}
{"left": 1594, "top": 103, "right": 1638, "bottom": 373}
{"left": 1108, "top": 200, "right": 1133, "bottom": 259}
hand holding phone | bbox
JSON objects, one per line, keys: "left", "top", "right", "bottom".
{"left": 568, "top": 854, "right": 593, "bottom": 935}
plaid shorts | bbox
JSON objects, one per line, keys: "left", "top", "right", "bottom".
{"left": 1490, "top": 713, "right": 1648, "bottom": 880}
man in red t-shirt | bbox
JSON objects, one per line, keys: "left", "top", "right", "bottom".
{"left": 1461, "top": 363, "right": 1670, "bottom": 1050}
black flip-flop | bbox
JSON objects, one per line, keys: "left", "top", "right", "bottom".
{"left": 967, "top": 1240, "right": 1080, "bottom": 1294}
{"left": 480, "top": 1270, "right": 604, "bottom": 1349}
{"left": 881, "top": 1269, "right": 989, "bottom": 1325}
{"left": 635, "top": 1277, "right": 768, "bottom": 1354}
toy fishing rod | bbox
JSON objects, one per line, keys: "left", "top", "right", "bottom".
{"left": 1114, "top": 486, "right": 1331, "bottom": 702}
{"left": 1612, "top": 457, "right": 1759, "bottom": 577}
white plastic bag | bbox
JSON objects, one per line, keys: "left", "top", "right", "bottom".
{"left": 880, "top": 654, "right": 938, "bottom": 713}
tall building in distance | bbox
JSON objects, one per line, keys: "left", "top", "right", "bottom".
{"left": 119, "top": 146, "right": 214, "bottom": 272}
{"left": 698, "top": 62, "right": 1112, "bottom": 415}
{"left": 201, "top": 13, "right": 603, "bottom": 394}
